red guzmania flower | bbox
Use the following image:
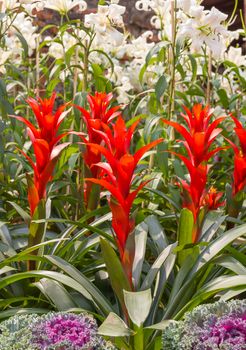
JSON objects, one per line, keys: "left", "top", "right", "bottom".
{"left": 86, "top": 116, "right": 163, "bottom": 281}
{"left": 75, "top": 92, "right": 121, "bottom": 176}
{"left": 226, "top": 115, "right": 246, "bottom": 195}
{"left": 163, "top": 104, "right": 226, "bottom": 242}
{"left": 75, "top": 92, "right": 121, "bottom": 208}
{"left": 163, "top": 104, "right": 225, "bottom": 166}
{"left": 13, "top": 92, "right": 69, "bottom": 215}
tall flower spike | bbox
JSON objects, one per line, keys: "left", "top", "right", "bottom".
{"left": 13, "top": 92, "right": 70, "bottom": 215}
{"left": 86, "top": 116, "right": 163, "bottom": 281}
{"left": 163, "top": 104, "right": 226, "bottom": 166}
{"left": 226, "top": 115, "right": 246, "bottom": 195}
{"left": 164, "top": 104, "right": 226, "bottom": 242}
{"left": 75, "top": 92, "right": 121, "bottom": 208}
{"left": 172, "top": 152, "right": 208, "bottom": 242}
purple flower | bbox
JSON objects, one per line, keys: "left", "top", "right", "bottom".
{"left": 32, "top": 313, "right": 98, "bottom": 349}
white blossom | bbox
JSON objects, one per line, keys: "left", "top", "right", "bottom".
{"left": 179, "top": 6, "right": 231, "bottom": 57}
{"left": 47, "top": 32, "right": 77, "bottom": 59}
{"left": 225, "top": 46, "right": 246, "bottom": 66}
{"left": 0, "top": 48, "right": 11, "bottom": 74}
{"left": 44, "top": 0, "right": 87, "bottom": 14}
{"left": 5, "top": 12, "right": 38, "bottom": 56}
{"left": 84, "top": 4, "right": 125, "bottom": 48}
{"left": 1, "top": 0, "right": 19, "bottom": 11}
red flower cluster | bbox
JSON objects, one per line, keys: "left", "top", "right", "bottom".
{"left": 86, "top": 115, "right": 162, "bottom": 280}
{"left": 163, "top": 104, "right": 225, "bottom": 242}
{"left": 227, "top": 115, "right": 246, "bottom": 196}
{"left": 14, "top": 93, "right": 69, "bottom": 215}
{"left": 75, "top": 93, "right": 121, "bottom": 207}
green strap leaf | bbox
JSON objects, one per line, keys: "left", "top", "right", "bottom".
{"left": 100, "top": 238, "right": 131, "bottom": 313}
{"left": 45, "top": 255, "right": 114, "bottom": 315}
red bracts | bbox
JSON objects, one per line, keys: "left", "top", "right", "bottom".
{"left": 227, "top": 115, "right": 246, "bottom": 195}
{"left": 75, "top": 93, "right": 121, "bottom": 208}
{"left": 163, "top": 104, "right": 225, "bottom": 242}
{"left": 14, "top": 93, "right": 69, "bottom": 215}
{"left": 86, "top": 116, "right": 163, "bottom": 258}
{"left": 163, "top": 104, "right": 225, "bottom": 166}
{"left": 75, "top": 92, "right": 121, "bottom": 177}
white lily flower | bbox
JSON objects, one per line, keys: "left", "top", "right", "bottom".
{"left": 225, "top": 47, "right": 246, "bottom": 66}
{"left": 44, "top": 0, "right": 87, "bottom": 14}
{"left": 1, "top": 0, "right": 19, "bottom": 11}
{"left": 108, "top": 3, "right": 125, "bottom": 27}
{"left": 0, "top": 48, "right": 11, "bottom": 74}
{"left": 179, "top": 5, "right": 232, "bottom": 58}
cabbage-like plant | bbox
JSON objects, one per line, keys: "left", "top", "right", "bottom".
{"left": 162, "top": 299, "right": 246, "bottom": 349}
{"left": 0, "top": 312, "right": 116, "bottom": 350}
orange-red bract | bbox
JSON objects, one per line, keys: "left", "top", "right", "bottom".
{"left": 75, "top": 92, "right": 121, "bottom": 176}
{"left": 13, "top": 92, "right": 69, "bottom": 215}
{"left": 163, "top": 104, "right": 225, "bottom": 166}
{"left": 227, "top": 115, "right": 246, "bottom": 195}
{"left": 86, "top": 116, "right": 163, "bottom": 260}
{"left": 164, "top": 104, "right": 226, "bottom": 242}
{"left": 75, "top": 92, "right": 121, "bottom": 207}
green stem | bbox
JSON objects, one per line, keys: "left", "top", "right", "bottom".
{"left": 133, "top": 325, "right": 144, "bottom": 350}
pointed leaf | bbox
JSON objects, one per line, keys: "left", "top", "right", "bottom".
{"left": 132, "top": 222, "right": 148, "bottom": 289}
{"left": 123, "top": 289, "right": 152, "bottom": 327}
{"left": 34, "top": 278, "right": 77, "bottom": 311}
{"left": 98, "top": 312, "right": 133, "bottom": 337}
{"left": 7, "top": 201, "right": 31, "bottom": 223}
{"left": 141, "top": 242, "right": 177, "bottom": 290}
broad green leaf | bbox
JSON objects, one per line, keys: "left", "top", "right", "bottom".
{"left": 0, "top": 308, "right": 49, "bottom": 320}
{"left": 7, "top": 201, "right": 30, "bottom": 223}
{"left": 100, "top": 238, "right": 131, "bottom": 312}
{"left": 45, "top": 255, "right": 114, "bottom": 315}
{"left": 164, "top": 224, "right": 246, "bottom": 318}
{"left": 0, "top": 266, "right": 16, "bottom": 275}
{"left": 191, "top": 223, "right": 246, "bottom": 275}
{"left": 132, "top": 222, "right": 148, "bottom": 289}
{"left": 28, "top": 199, "right": 46, "bottom": 250}
{"left": 199, "top": 214, "right": 226, "bottom": 242}
{"left": 0, "top": 270, "right": 93, "bottom": 301}
{"left": 124, "top": 289, "right": 152, "bottom": 327}
{"left": 168, "top": 254, "right": 197, "bottom": 306}
{"left": 98, "top": 312, "right": 133, "bottom": 337}
{"left": 219, "top": 287, "right": 246, "bottom": 301}
{"left": 217, "top": 89, "right": 229, "bottom": 109}
{"left": 213, "top": 255, "right": 246, "bottom": 275}
{"left": 155, "top": 75, "right": 167, "bottom": 101}
{"left": 175, "top": 275, "right": 246, "bottom": 319}
{"left": 188, "top": 54, "right": 197, "bottom": 81}
{"left": 146, "top": 320, "right": 176, "bottom": 330}
{"left": 146, "top": 215, "right": 169, "bottom": 253}
{"left": 148, "top": 253, "right": 176, "bottom": 325}
{"left": 0, "top": 239, "right": 67, "bottom": 269}
{"left": 34, "top": 278, "right": 77, "bottom": 311}
{"left": 141, "top": 242, "right": 177, "bottom": 290}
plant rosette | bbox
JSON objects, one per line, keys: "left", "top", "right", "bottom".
{"left": 162, "top": 299, "right": 246, "bottom": 349}
{"left": 0, "top": 312, "right": 116, "bottom": 350}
